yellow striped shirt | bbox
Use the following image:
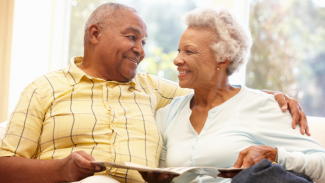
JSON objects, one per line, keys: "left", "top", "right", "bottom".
{"left": 0, "top": 57, "right": 192, "bottom": 183}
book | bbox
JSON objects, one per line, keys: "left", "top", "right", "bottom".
{"left": 91, "top": 161, "right": 244, "bottom": 178}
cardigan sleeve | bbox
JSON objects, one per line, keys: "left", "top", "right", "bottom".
{"left": 254, "top": 95, "right": 325, "bottom": 182}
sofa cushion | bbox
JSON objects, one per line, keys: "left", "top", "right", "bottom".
{"left": 307, "top": 116, "right": 325, "bottom": 148}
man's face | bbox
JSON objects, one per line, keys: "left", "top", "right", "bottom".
{"left": 96, "top": 10, "right": 147, "bottom": 82}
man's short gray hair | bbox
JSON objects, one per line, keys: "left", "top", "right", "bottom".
{"left": 184, "top": 7, "right": 252, "bottom": 76}
{"left": 84, "top": 2, "right": 136, "bottom": 45}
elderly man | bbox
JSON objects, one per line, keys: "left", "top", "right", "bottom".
{"left": 0, "top": 3, "right": 309, "bottom": 183}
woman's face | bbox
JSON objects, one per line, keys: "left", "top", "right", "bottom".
{"left": 174, "top": 27, "right": 218, "bottom": 89}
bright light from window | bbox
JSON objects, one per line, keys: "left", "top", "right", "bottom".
{"left": 71, "top": 0, "right": 77, "bottom": 6}
{"left": 312, "top": 0, "right": 325, "bottom": 7}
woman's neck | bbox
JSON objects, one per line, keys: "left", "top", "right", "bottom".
{"left": 191, "top": 78, "right": 241, "bottom": 109}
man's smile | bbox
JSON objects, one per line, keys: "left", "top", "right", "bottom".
{"left": 124, "top": 56, "right": 139, "bottom": 64}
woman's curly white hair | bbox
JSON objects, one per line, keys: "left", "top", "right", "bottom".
{"left": 184, "top": 7, "right": 252, "bottom": 75}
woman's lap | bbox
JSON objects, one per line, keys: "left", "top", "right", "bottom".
{"left": 232, "top": 159, "right": 313, "bottom": 183}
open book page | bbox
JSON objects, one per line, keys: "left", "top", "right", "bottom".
{"left": 91, "top": 161, "right": 244, "bottom": 178}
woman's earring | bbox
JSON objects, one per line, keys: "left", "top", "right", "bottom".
{"left": 217, "top": 68, "right": 220, "bottom": 70}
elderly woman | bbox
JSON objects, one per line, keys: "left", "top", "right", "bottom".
{"left": 140, "top": 7, "right": 325, "bottom": 183}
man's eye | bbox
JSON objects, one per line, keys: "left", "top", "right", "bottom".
{"left": 177, "top": 49, "right": 180, "bottom": 53}
{"left": 127, "top": 36, "right": 135, "bottom": 40}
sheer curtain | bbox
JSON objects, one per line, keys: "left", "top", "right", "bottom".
{"left": 7, "top": 0, "right": 71, "bottom": 118}
{"left": 0, "top": 0, "right": 15, "bottom": 122}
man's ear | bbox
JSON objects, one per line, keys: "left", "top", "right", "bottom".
{"left": 88, "top": 24, "right": 101, "bottom": 45}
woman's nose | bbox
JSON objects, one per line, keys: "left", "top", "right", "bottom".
{"left": 173, "top": 55, "right": 184, "bottom": 66}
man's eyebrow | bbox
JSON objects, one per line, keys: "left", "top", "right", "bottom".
{"left": 125, "top": 26, "right": 148, "bottom": 38}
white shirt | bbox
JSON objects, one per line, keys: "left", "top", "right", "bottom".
{"left": 156, "top": 86, "right": 325, "bottom": 183}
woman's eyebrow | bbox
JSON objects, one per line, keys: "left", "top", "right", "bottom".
{"left": 184, "top": 45, "right": 197, "bottom": 49}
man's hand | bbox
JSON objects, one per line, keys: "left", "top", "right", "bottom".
{"left": 59, "top": 151, "right": 106, "bottom": 182}
{"left": 139, "top": 171, "right": 178, "bottom": 183}
{"left": 263, "top": 90, "right": 310, "bottom": 136}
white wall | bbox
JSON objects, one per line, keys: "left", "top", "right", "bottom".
{"left": 8, "top": 0, "right": 71, "bottom": 118}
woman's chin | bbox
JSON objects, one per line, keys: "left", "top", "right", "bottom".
{"left": 179, "top": 82, "right": 192, "bottom": 89}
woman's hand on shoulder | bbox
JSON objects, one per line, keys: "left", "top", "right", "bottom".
{"left": 139, "top": 171, "right": 178, "bottom": 183}
{"left": 262, "top": 90, "right": 310, "bottom": 136}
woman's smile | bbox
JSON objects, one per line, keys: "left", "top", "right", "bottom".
{"left": 178, "top": 69, "right": 191, "bottom": 78}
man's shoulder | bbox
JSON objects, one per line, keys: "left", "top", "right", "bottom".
{"left": 135, "top": 71, "right": 179, "bottom": 88}
{"left": 32, "top": 69, "right": 70, "bottom": 91}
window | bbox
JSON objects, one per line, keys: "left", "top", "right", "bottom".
{"left": 69, "top": 0, "right": 200, "bottom": 82}
{"left": 68, "top": 0, "right": 324, "bottom": 118}
{"left": 247, "top": 0, "right": 325, "bottom": 117}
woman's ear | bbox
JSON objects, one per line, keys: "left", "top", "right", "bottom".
{"left": 88, "top": 24, "right": 101, "bottom": 45}
{"left": 216, "top": 57, "right": 231, "bottom": 71}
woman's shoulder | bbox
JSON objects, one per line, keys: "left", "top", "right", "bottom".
{"left": 155, "top": 93, "right": 193, "bottom": 117}
{"left": 155, "top": 93, "right": 193, "bottom": 132}
{"left": 171, "top": 92, "right": 194, "bottom": 105}
{"left": 233, "top": 86, "right": 280, "bottom": 113}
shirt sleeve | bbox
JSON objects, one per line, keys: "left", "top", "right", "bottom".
{"left": 152, "top": 76, "right": 192, "bottom": 109}
{"left": 254, "top": 95, "right": 325, "bottom": 182}
{"left": 0, "top": 82, "right": 44, "bottom": 158}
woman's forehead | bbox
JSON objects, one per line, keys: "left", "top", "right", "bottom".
{"left": 180, "top": 27, "right": 214, "bottom": 46}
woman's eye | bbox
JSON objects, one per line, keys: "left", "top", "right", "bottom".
{"left": 142, "top": 41, "right": 146, "bottom": 46}
{"left": 186, "top": 50, "right": 193, "bottom": 54}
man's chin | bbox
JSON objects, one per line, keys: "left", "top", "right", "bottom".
{"left": 120, "top": 73, "right": 137, "bottom": 83}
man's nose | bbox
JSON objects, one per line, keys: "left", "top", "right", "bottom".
{"left": 133, "top": 42, "right": 145, "bottom": 57}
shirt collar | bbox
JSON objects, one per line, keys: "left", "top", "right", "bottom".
{"left": 63, "top": 56, "right": 140, "bottom": 91}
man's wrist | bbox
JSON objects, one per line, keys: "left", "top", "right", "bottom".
{"left": 51, "top": 158, "right": 66, "bottom": 182}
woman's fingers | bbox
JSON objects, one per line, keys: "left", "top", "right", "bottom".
{"left": 241, "top": 156, "right": 253, "bottom": 168}
{"left": 233, "top": 145, "right": 277, "bottom": 169}
{"left": 233, "top": 150, "right": 247, "bottom": 168}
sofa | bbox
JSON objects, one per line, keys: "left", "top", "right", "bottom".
{"left": 0, "top": 117, "right": 324, "bottom": 183}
